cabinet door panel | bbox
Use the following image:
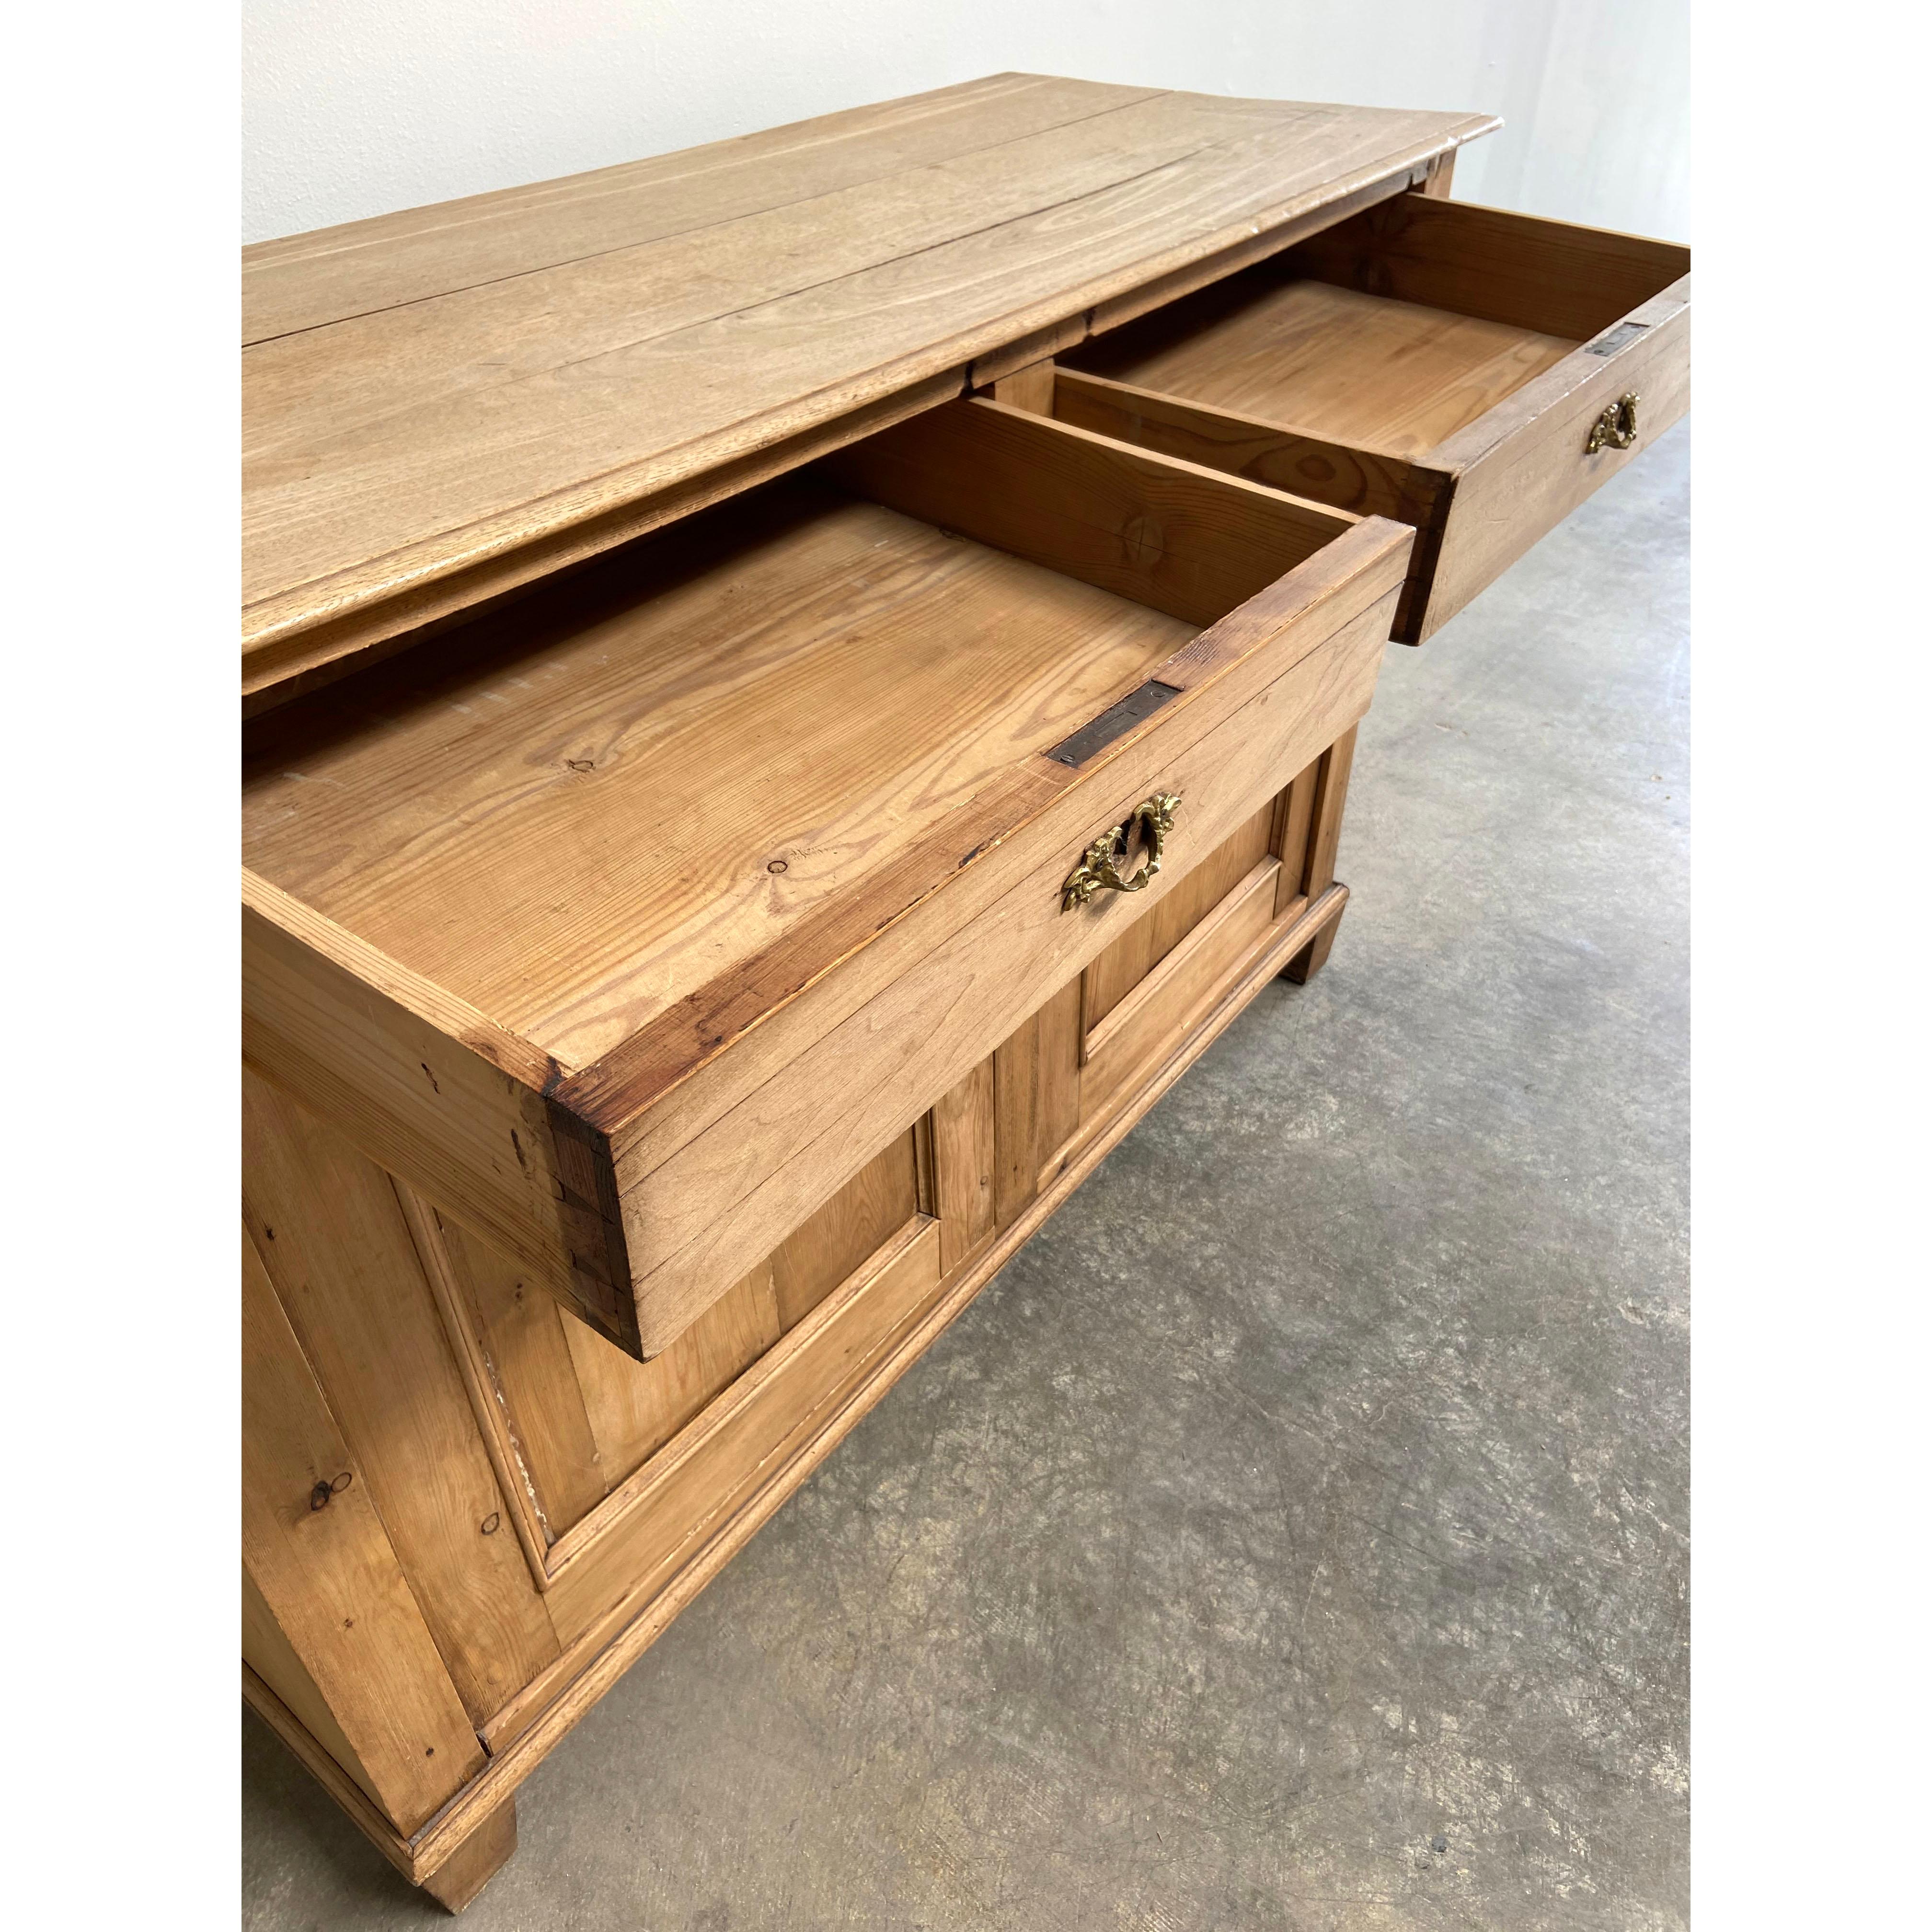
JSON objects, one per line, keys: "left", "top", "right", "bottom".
{"left": 1082, "top": 798, "right": 1277, "bottom": 1030}
{"left": 432, "top": 1129, "right": 921, "bottom": 1542}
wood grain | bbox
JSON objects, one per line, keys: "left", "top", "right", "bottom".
{"left": 433, "top": 1212, "right": 610, "bottom": 1541}
{"left": 241, "top": 79, "right": 1494, "bottom": 693}
{"left": 1071, "top": 273, "right": 1579, "bottom": 460}
{"left": 1282, "top": 725, "right": 1357, "bottom": 983}
{"left": 992, "top": 1012, "right": 1044, "bottom": 1230}
{"left": 236, "top": 79, "right": 1468, "bottom": 1891}
{"left": 244, "top": 483, "right": 1193, "bottom": 1071}
{"left": 605, "top": 569, "right": 1400, "bottom": 1347}
{"left": 242, "top": 1568, "right": 374, "bottom": 1812}
{"left": 771, "top": 1130, "right": 921, "bottom": 1329}
{"left": 1081, "top": 798, "right": 1276, "bottom": 1030}
{"left": 1064, "top": 197, "right": 1689, "bottom": 642}
{"left": 1035, "top": 978, "right": 1086, "bottom": 1179}
{"left": 1273, "top": 758, "right": 1320, "bottom": 918}
{"left": 1288, "top": 192, "right": 1688, "bottom": 343}
{"left": 932, "top": 1059, "right": 997, "bottom": 1277}
{"left": 423, "top": 1797, "right": 517, "bottom": 1913}
{"left": 1052, "top": 367, "right": 1453, "bottom": 525}
{"left": 243, "top": 1662, "right": 422, "bottom": 1885}
{"left": 370, "top": 850, "right": 1362, "bottom": 1879}
{"left": 589, "top": 513, "right": 1405, "bottom": 1166}
{"left": 1416, "top": 276, "right": 1690, "bottom": 641}
{"left": 241, "top": 872, "right": 635, "bottom": 1350}
{"left": 561, "top": 1262, "right": 784, "bottom": 1500}
{"left": 826, "top": 396, "right": 1357, "bottom": 628}
{"left": 241, "top": 1226, "right": 484, "bottom": 1832}
{"left": 241, "top": 369, "right": 965, "bottom": 714}
{"left": 1081, "top": 859, "right": 1283, "bottom": 1116}
{"left": 244, "top": 77, "right": 1159, "bottom": 342}
{"left": 544, "top": 1219, "right": 943, "bottom": 1642}
{"left": 1302, "top": 725, "right": 1357, "bottom": 902}
{"left": 243, "top": 511, "right": 1404, "bottom": 1364}
{"left": 242, "top": 1067, "right": 561, "bottom": 1718}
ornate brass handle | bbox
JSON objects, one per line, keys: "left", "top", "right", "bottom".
{"left": 1585, "top": 391, "right": 1640, "bottom": 454}
{"left": 1061, "top": 792, "right": 1181, "bottom": 911}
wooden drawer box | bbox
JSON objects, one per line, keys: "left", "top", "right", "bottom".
{"left": 1059, "top": 196, "right": 1690, "bottom": 641}
{"left": 243, "top": 397, "right": 1412, "bottom": 1362}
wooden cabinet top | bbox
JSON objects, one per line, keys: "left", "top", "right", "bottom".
{"left": 241, "top": 73, "right": 1494, "bottom": 706}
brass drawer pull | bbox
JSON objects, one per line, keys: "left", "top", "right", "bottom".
{"left": 1061, "top": 792, "right": 1181, "bottom": 911}
{"left": 1585, "top": 391, "right": 1640, "bottom": 454}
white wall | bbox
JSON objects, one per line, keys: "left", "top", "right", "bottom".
{"left": 243, "top": 0, "right": 1688, "bottom": 245}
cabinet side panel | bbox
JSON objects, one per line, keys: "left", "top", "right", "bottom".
{"left": 242, "top": 1227, "right": 484, "bottom": 1833}
{"left": 243, "top": 1065, "right": 561, "bottom": 1722}
{"left": 243, "top": 1568, "right": 378, "bottom": 1808}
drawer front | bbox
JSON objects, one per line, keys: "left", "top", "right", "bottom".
{"left": 1414, "top": 279, "right": 1688, "bottom": 639}
{"left": 1059, "top": 194, "right": 1690, "bottom": 644}
{"left": 603, "top": 527, "right": 1406, "bottom": 1351}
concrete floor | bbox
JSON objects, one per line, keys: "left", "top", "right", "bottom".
{"left": 243, "top": 424, "right": 1690, "bottom": 1931}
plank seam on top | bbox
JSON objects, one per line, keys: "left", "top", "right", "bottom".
{"left": 243, "top": 83, "right": 1176, "bottom": 347}
{"left": 242, "top": 72, "right": 1062, "bottom": 280}
{"left": 241, "top": 89, "right": 1294, "bottom": 445}
{"left": 247, "top": 129, "right": 1289, "bottom": 576}
{"left": 242, "top": 121, "right": 1456, "bottom": 612}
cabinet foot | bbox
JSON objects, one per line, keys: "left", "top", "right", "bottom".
{"left": 421, "top": 1797, "right": 517, "bottom": 1914}
{"left": 1282, "top": 904, "right": 1345, "bottom": 984}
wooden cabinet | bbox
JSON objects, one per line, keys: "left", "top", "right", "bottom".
{"left": 239, "top": 75, "right": 1684, "bottom": 1908}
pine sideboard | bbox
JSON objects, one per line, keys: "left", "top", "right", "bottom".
{"left": 241, "top": 74, "right": 1689, "bottom": 1908}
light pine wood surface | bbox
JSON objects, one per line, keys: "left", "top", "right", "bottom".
{"left": 241, "top": 75, "right": 1493, "bottom": 697}
{"left": 1073, "top": 275, "right": 1579, "bottom": 459}
{"left": 243, "top": 480, "right": 1193, "bottom": 1068}
{"left": 242, "top": 1228, "right": 485, "bottom": 1834}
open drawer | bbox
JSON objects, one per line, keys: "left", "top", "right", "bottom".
{"left": 242, "top": 399, "right": 1412, "bottom": 1359}
{"left": 1059, "top": 195, "right": 1690, "bottom": 642}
